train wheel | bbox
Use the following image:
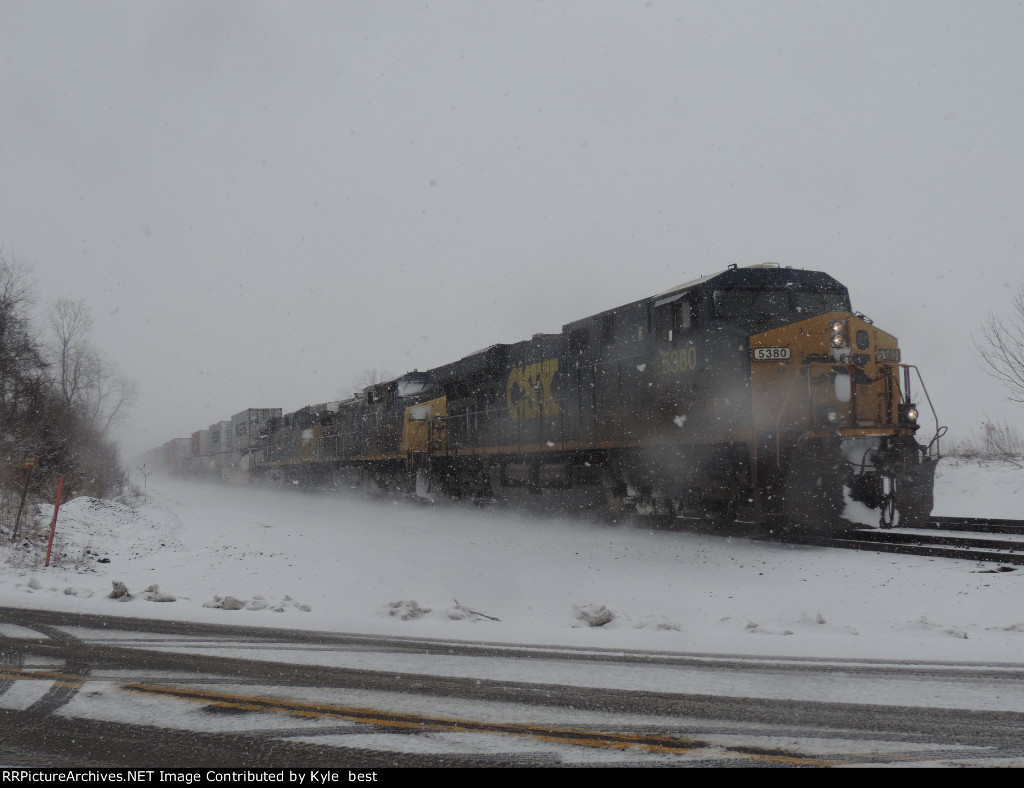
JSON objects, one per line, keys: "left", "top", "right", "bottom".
{"left": 785, "top": 456, "right": 845, "bottom": 532}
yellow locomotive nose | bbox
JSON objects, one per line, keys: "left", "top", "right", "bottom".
{"left": 749, "top": 312, "right": 906, "bottom": 435}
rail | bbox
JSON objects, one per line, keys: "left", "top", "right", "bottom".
{"left": 783, "top": 526, "right": 1024, "bottom": 565}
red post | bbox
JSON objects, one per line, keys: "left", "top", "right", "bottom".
{"left": 44, "top": 477, "right": 65, "bottom": 568}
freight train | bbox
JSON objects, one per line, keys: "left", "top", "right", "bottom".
{"left": 157, "top": 264, "right": 944, "bottom": 531}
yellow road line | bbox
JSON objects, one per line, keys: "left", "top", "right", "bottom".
{"left": 1, "top": 670, "right": 967, "bottom": 765}
{"left": 1, "top": 667, "right": 84, "bottom": 690}
{"left": 121, "top": 682, "right": 835, "bottom": 765}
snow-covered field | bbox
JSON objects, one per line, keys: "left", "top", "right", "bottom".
{"left": 2, "top": 459, "right": 1023, "bottom": 663}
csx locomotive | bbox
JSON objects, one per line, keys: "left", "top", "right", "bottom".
{"left": 171, "top": 264, "right": 943, "bottom": 531}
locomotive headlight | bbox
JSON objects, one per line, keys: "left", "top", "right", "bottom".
{"left": 899, "top": 403, "right": 921, "bottom": 431}
{"left": 829, "top": 320, "right": 847, "bottom": 348}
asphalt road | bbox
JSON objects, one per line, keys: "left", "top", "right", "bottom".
{"left": 2, "top": 607, "right": 1023, "bottom": 767}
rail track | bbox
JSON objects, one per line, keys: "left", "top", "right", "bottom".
{"left": 784, "top": 516, "right": 1024, "bottom": 565}
{"left": 918, "top": 515, "right": 1024, "bottom": 534}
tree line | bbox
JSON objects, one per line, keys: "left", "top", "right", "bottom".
{"left": 1, "top": 254, "right": 136, "bottom": 505}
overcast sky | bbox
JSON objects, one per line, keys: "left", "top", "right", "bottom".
{"left": 2, "top": 1, "right": 1022, "bottom": 459}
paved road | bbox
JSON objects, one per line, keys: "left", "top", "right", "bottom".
{"left": 2, "top": 607, "right": 1023, "bottom": 767}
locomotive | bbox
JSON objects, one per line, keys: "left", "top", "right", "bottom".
{"left": 176, "top": 264, "right": 944, "bottom": 531}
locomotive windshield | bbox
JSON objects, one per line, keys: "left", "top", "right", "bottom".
{"left": 396, "top": 372, "right": 430, "bottom": 398}
{"left": 713, "top": 288, "right": 849, "bottom": 327}
{"left": 792, "top": 290, "right": 849, "bottom": 315}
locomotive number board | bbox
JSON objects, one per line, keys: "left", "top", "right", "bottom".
{"left": 752, "top": 347, "right": 791, "bottom": 361}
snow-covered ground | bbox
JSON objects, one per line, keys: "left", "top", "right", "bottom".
{"left": 2, "top": 458, "right": 1023, "bottom": 663}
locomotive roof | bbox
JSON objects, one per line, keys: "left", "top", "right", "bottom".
{"left": 429, "top": 342, "right": 509, "bottom": 384}
{"left": 654, "top": 264, "right": 847, "bottom": 300}
{"left": 563, "top": 264, "right": 849, "bottom": 334}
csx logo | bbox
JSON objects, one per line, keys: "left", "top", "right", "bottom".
{"left": 507, "top": 358, "right": 560, "bottom": 420}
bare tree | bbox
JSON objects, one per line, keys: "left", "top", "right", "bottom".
{"left": 0, "top": 255, "right": 131, "bottom": 500}
{"left": 342, "top": 368, "right": 394, "bottom": 398}
{"left": 83, "top": 355, "right": 139, "bottom": 436}
{"left": 46, "top": 298, "right": 138, "bottom": 437}
{"left": 0, "top": 255, "right": 44, "bottom": 422}
{"left": 977, "top": 284, "right": 1024, "bottom": 403}
{"left": 48, "top": 298, "right": 94, "bottom": 406}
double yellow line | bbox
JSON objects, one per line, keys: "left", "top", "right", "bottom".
{"left": 123, "top": 681, "right": 833, "bottom": 765}
{"left": 4, "top": 668, "right": 943, "bottom": 766}
{"left": 1, "top": 666, "right": 84, "bottom": 691}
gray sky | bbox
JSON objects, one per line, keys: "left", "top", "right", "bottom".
{"left": 2, "top": 0, "right": 1022, "bottom": 459}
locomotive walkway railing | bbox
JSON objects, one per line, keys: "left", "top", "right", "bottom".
{"left": 897, "top": 363, "right": 944, "bottom": 458}
{"left": 426, "top": 399, "right": 572, "bottom": 457}
{"left": 767, "top": 359, "right": 944, "bottom": 467}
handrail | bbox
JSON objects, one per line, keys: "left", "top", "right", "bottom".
{"left": 897, "top": 363, "right": 945, "bottom": 458}
{"left": 268, "top": 360, "right": 946, "bottom": 468}
{"left": 428, "top": 398, "right": 570, "bottom": 455}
